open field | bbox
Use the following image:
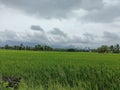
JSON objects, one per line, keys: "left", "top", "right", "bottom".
{"left": 0, "top": 50, "right": 120, "bottom": 90}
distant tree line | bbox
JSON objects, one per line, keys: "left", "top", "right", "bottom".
{"left": 97, "top": 44, "right": 120, "bottom": 53}
{"left": 1, "top": 43, "right": 120, "bottom": 53}
{"left": 0, "top": 44, "right": 53, "bottom": 51}
{"left": 0, "top": 44, "right": 93, "bottom": 52}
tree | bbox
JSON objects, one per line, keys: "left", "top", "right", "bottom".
{"left": 25, "top": 46, "right": 31, "bottom": 50}
{"left": 113, "top": 44, "right": 119, "bottom": 53}
{"left": 97, "top": 45, "right": 108, "bottom": 53}
{"left": 34, "top": 44, "right": 43, "bottom": 51}
{"left": 67, "top": 48, "right": 76, "bottom": 52}
{"left": 43, "top": 45, "right": 53, "bottom": 51}
{"left": 109, "top": 45, "right": 114, "bottom": 52}
{"left": 4, "top": 44, "right": 9, "bottom": 49}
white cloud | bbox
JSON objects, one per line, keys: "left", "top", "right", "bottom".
{"left": 0, "top": 0, "right": 120, "bottom": 48}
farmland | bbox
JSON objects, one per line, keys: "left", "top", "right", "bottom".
{"left": 0, "top": 50, "right": 120, "bottom": 90}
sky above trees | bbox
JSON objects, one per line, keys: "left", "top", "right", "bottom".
{"left": 0, "top": 0, "right": 120, "bottom": 48}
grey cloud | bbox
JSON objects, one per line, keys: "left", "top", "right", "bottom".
{"left": 2, "top": 29, "right": 119, "bottom": 49}
{"left": 103, "top": 31, "right": 120, "bottom": 42}
{"left": 49, "top": 32, "right": 98, "bottom": 48}
{"left": 82, "top": 3, "right": 120, "bottom": 23}
{"left": 70, "top": 34, "right": 96, "bottom": 45}
{"left": 80, "top": 0, "right": 103, "bottom": 10}
{"left": 31, "top": 33, "right": 49, "bottom": 44}
{"left": 49, "top": 28, "right": 67, "bottom": 37}
{"left": 22, "top": 31, "right": 49, "bottom": 44}
{"left": 0, "top": 29, "right": 99, "bottom": 48}
{"left": 0, "top": 30, "right": 18, "bottom": 41}
{"left": 31, "top": 25, "right": 44, "bottom": 32}
{"left": 0, "top": 30, "right": 49, "bottom": 44}
{"left": 0, "top": 0, "right": 104, "bottom": 18}
{"left": 83, "top": 33, "right": 95, "bottom": 41}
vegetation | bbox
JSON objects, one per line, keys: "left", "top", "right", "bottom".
{"left": 97, "top": 44, "right": 120, "bottom": 53}
{"left": 0, "top": 44, "right": 53, "bottom": 51}
{"left": 0, "top": 50, "right": 120, "bottom": 90}
{"left": 1, "top": 44, "right": 120, "bottom": 54}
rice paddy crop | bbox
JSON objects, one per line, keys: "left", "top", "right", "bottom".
{"left": 0, "top": 50, "right": 120, "bottom": 90}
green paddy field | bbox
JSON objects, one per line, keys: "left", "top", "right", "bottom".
{"left": 0, "top": 50, "right": 120, "bottom": 90}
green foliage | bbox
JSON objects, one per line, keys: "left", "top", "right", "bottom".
{"left": 0, "top": 44, "right": 53, "bottom": 51}
{"left": 97, "top": 44, "right": 120, "bottom": 53}
{"left": 0, "top": 81, "right": 13, "bottom": 90}
{"left": 112, "top": 44, "right": 120, "bottom": 53}
{"left": 97, "top": 45, "right": 108, "bottom": 53}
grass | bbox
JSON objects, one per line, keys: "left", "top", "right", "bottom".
{"left": 0, "top": 50, "right": 120, "bottom": 90}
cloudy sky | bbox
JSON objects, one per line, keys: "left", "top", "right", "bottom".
{"left": 0, "top": 0, "right": 120, "bottom": 48}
